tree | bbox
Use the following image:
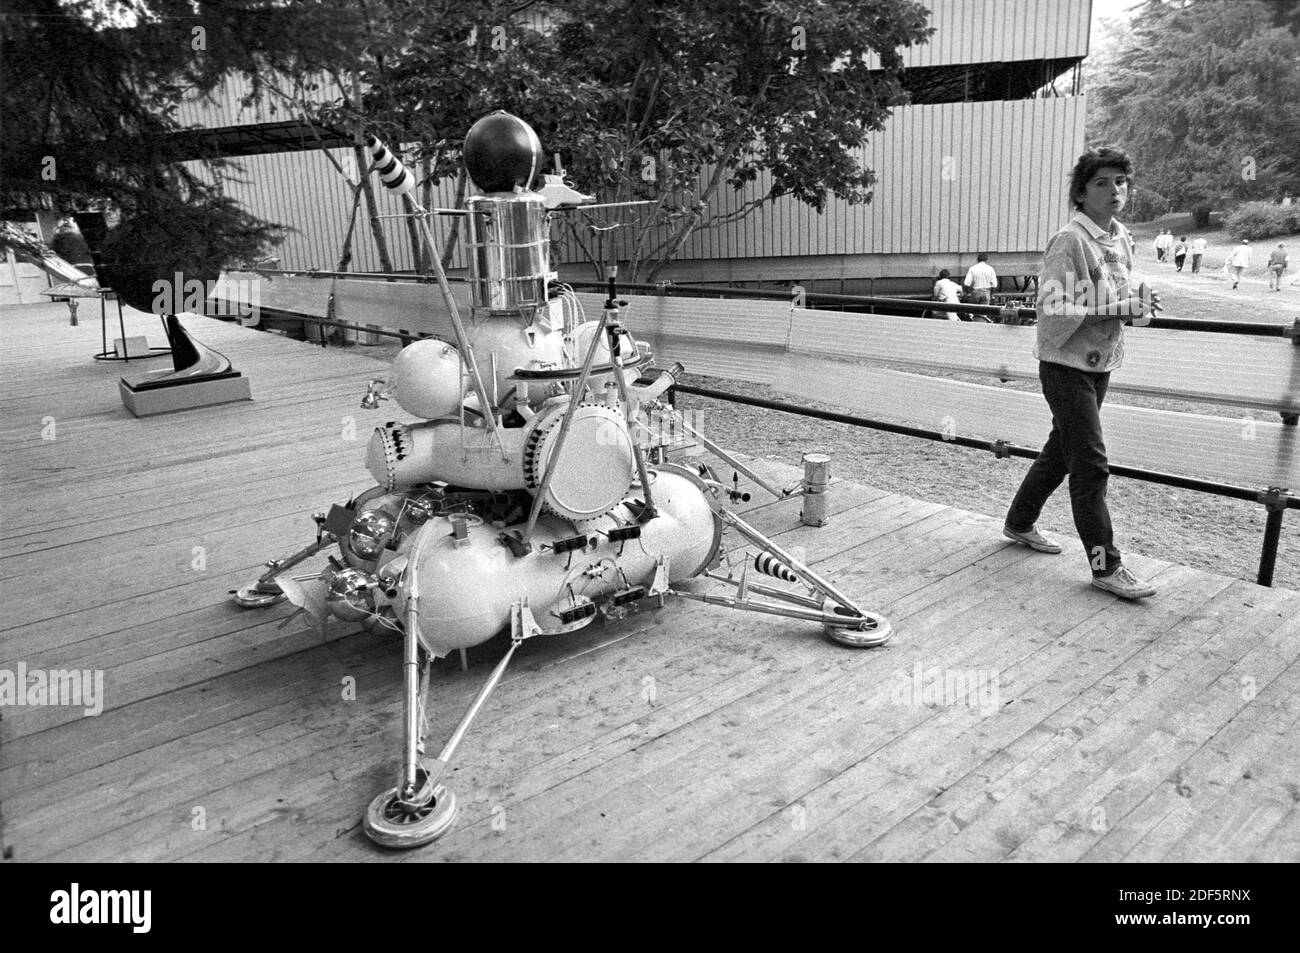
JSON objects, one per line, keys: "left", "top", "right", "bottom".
{"left": 1085, "top": 0, "right": 1300, "bottom": 228}
{"left": 1, "top": 0, "right": 358, "bottom": 297}
{"left": 7, "top": 0, "right": 932, "bottom": 286}
{"left": 301, "top": 0, "right": 934, "bottom": 281}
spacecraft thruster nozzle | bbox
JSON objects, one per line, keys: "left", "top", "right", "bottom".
{"left": 366, "top": 134, "right": 416, "bottom": 197}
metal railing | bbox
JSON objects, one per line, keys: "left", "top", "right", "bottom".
{"left": 671, "top": 383, "right": 1296, "bottom": 588}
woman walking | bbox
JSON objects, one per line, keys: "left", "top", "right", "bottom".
{"left": 1002, "top": 146, "right": 1161, "bottom": 599}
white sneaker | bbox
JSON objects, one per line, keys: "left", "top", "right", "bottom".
{"left": 1002, "top": 525, "right": 1062, "bottom": 554}
{"left": 1091, "top": 565, "right": 1156, "bottom": 599}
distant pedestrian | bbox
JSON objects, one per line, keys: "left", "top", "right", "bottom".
{"left": 1268, "top": 242, "right": 1289, "bottom": 291}
{"left": 1155, "top": 229, "right": 1173, "bottom": 262}
{"left": 932, "top": 268, "right": 963, "bottom": 320}
{"left": 1173, "top": 236, "right": 1188, "bottom": 271}
{"left": 1190, "top": 236, "right": 1207, "bottom": 273}
{"left": 1227, "top": 240, "right": 1251, "bottom": 288}
{"left": 963, "top": 253, "right": 998, "bottom": 306}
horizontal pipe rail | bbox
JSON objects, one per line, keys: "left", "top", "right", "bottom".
{"left": 226, "top": 271, "right": 1295, "bottom": 337}
{"left": 567, "top": 281, "right": 1295, "bottom": 337}
{"left": 674, "top": 383, "right": 1299, "bottom": 510}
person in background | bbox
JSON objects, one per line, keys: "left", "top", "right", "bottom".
{"left": 933, "top": 268, "right": 963, "bottom": 320}
{"left": 1152, "top": 230, "right": 1165, "bottom": 262}
{"left": 1003, "top": 145, "right": 1162, "bottom": 600}
{"left": 1155, "top": 228, "right": 1173, "bottom": 262}
{"left": 1267, "top": 242, "right": 1289, "bottom": 291}
{"left": 1190, "top": 235, "right": 1207, "bottom": 273}
{"left": 963, "top": 253, "right": 998, "bottom": 306}
{"left": 1173, "top": 235, "right": 1188, "bottom": 271}
{"left": 1227, "top": 240, "right": 1251, "bottom": 288}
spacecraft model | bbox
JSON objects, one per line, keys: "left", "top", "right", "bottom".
{"left": 233, "top": 112, "right": 892, "bottom": 848}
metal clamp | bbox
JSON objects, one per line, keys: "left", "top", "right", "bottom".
{"left": 1257, "top": 486, "right": 1291, "bottom": 512}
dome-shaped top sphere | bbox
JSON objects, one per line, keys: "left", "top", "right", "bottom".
{"left": 463, "top": 111, "right": 543, "bottom": 193}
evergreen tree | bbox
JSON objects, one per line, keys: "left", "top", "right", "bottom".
{"left": 1086, "top": 0, "right": 1300, "bottom": 227}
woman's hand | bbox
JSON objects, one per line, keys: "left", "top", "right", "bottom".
{"left": 1136, "top": 282, "right": 1161, "bottom": 315}
{"left": 1124, "top": 282, "right": 1162, "bottom": 326}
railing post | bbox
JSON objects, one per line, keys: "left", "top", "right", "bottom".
{"left": 1256, "top": 487, "right": 1290, "bottom": 587}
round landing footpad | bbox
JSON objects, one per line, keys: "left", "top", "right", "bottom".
{"left": 232, "top": 581, "right": 286, "bottom": 608}
{"left": 364, "top": 784, "right": 458, "bottom": 848}
{"left": 823, "top": 605, "right": 892, "bottom": 648}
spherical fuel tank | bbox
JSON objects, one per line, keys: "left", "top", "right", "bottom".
{"left": 387, "top": 338, "right": 463, "bottom": 419}
{"left": 397, "top": 464, "right": 721, "bottom": 656}
{"left": 463, "top": 111, "right": 543, "bottom": 193}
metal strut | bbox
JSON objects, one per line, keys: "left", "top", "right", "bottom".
{"left": 670, "top": 508, "right": 891, "bottom": 647}
{"left": 604, "top": 312, "right": 657, "bottom": 522}
{"left": 520, "top": 305, "right": 614, "bottom": 549}
{"left": 409, "top": 204, "right": 507, "bottom": 459}
{"left": 399, "top": 602, "right": 540, "bottom": 806}
{"left": 648, "top": 398, "right": 789, "bottom": 501}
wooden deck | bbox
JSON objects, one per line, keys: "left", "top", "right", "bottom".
{"left": 2, "top": 300, "right": 1299, "bottom": 863}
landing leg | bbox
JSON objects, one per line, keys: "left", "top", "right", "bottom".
{"left": 363, "top": 601, "right": 542, "bottom": 848}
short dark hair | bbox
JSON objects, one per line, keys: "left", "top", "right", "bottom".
{"left": 1069, "top": 146, "right": 1134, "bottom": 210}
{"left": 977, "top": 252, "right": 988, "bottom": 262}
{"left": 938, "top": 268, "right": 951, "bottom": 279}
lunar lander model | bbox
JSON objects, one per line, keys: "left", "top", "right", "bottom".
{"left": 234, "top": 113, "right": 891, "bottom": 848}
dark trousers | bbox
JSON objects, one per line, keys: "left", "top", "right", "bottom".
{"left": 1175, "top": 254, "right": 1186, "bottom": 271}
{"left": 1006, "top": 361, "right": 1122, "bottom": 576}
{"left": 1192, "top": 253, "right": 1202, "bottom": 273}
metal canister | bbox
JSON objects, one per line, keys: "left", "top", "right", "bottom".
{"left": 800, "top": 452, "right": 831, "bottom": 527}
{"left": 466, "top": 193, "right": 553, "bottom": 311}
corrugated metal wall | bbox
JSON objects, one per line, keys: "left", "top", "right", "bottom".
{"left": 896, "top": 0, "right": 1091, "bottom": 67}
{"left": 641, "top": 96, "right": 1087, "bottom": 262}
{"left": 173, "top": 1, "right": 1092, "bottom": 130}
{"left": 174, "top": 72, "right": 341, "bottom": 130}
{"left": 192, "top": 149, "right": 463, "bottom": 272}
{"left": 174, "top": 0, "right": 1090, "bottom": 273}
{"left": 201, "top": 94, "right": 1085, "bottom": 272}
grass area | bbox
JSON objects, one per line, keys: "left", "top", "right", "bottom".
{"left": 1118, "top": 213, "right": 1298, "bottom": 324}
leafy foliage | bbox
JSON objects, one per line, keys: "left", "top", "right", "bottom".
{"left": 1, "top": 0, "right": 357, "bottom": 270}
{"left": 6, "top": 0, "right": 932, "bottom": 281}
{"left": 304, "top": 0, "right": 934, "bottom": 280}
{"left": 1127, "top": 185, "right": 1170, "bottom": 222}
{"left": 1223, "top": 199, "right": 1300, "bottom": 240}
{"left": 1086, "top": 0, "right": 1300, "bottom": 220}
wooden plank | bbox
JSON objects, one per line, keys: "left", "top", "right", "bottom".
{"left": 695, "top": 564, "right": 1201, "bottom": 862}
{"left": 774, "top": 356, "right": 1300, "bottom": 492}
{"left": 790, "top": 306, "right": 1300, "bottom": 414}
{"left": 4, "top": 298, "right": 1298, "bottom": 863}
{"left": 164, "top": 497, "right": 986, "bottom": 862}
{"left": 1080, "top": 656, "right": 1300, "bottom": 862}
{"left": 908, "top": 579, "right": 1300, "bottom": 862}
{"left": 22, "top": 486, "right": 904, "bottom": 858}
